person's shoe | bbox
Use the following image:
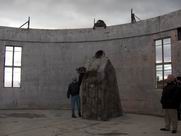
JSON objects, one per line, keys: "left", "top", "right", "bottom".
{"left": 172, "top": 130, "right": 177, "bottom": 133}
{"left": 160, "top": 128, "right": 170, "bottom": 131}
{"left": 72, "top": 114, "right": 77, "bottom": 118}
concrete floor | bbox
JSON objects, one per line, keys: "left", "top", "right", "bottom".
{"left": 0, "top": 110, "right": 180, "bottom": 136}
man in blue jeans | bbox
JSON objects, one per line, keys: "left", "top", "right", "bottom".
{"left": 67, "top": 78, "right": 81, "bottom": 118}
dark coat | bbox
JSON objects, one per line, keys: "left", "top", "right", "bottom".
{"left": 67, "top": 81, "right": 80, "bottom": 98}
{"left": 161, "top": 81, "right": 180, "bottom": 109}
{"left": 177, "top": 82, "right": 181, "bottom": 104}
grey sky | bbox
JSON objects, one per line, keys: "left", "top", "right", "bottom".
{"left": 0, "top": 0, "right": 181, "bottom": 29}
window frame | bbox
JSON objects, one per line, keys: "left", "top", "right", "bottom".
{"left": 155, "top": 37, "right": 172, "bottom": 89}
{"left": 3, "top": 45, "right": 22, "bottom": 88}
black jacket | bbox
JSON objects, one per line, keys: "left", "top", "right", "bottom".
{"left": 67, "top": 82, "right": 80, "bottom": 98}
{"left": 161, "top": 81, "right": 180, "bottom": 109}
{"left": 177, "top": 82, "right": 181, "bottom": 104}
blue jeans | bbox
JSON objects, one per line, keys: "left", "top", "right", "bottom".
{"left": 71, "top": 95, "right": 80, "bottom": 115}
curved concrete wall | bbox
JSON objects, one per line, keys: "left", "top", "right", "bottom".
{"left": 0, "top": 10, "right": 181, "bottom": 115}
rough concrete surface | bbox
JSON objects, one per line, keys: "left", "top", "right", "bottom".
{"left": 0, "top": 110, "right": 180, "bottom": 136}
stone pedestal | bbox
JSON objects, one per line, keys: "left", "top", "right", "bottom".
{"left": 81, "top": 56, "right": 123, "bottom": 121}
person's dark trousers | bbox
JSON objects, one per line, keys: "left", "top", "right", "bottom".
{"left": 177, "top": 107, "right": 181, "bottom": 120}
{"left": 71, "top": 95, "right": 81, "bottom": 117}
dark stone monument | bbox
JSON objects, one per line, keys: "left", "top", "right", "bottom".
{"left": 80, "top": 50, "right": 123, "bottom": 121}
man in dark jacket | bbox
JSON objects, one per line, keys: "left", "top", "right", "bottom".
{"left": 176, "top": 76, "right": 181, "bottom": 120}
{"left": 67, "top": 78, "right": 81, "bottom": 118}
{"left": 160, "top": 75, "right": 179, "bottom": 133}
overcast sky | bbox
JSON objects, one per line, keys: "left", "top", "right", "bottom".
{"left": 0, "top": 0, "right": 181, "bottom": 29}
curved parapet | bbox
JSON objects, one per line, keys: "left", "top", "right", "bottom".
{"left": 0, "top": 10, "right": 180, "bottom": 43}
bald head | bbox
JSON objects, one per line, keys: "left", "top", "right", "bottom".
{"left": 167, "top": 75, "right": 175, "bottom": 83}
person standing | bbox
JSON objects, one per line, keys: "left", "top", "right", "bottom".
{"left": 176, "top": 76, "right": 181, "bottom": 120}
{"left": 160, "top": 75, "right": 179, "bottom": 133}
{"left": 67, "top": 78, "right": 81, "bottom": 118}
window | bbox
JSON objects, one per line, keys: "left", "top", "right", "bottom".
{"left": 178, "top": 27, "right": 181, "bottom": 40}
{"left": 4, "top": 46, "right": 22, "bottom": 87}
{"left": 155, "top": 38, "right": 172, "bottom": 88}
